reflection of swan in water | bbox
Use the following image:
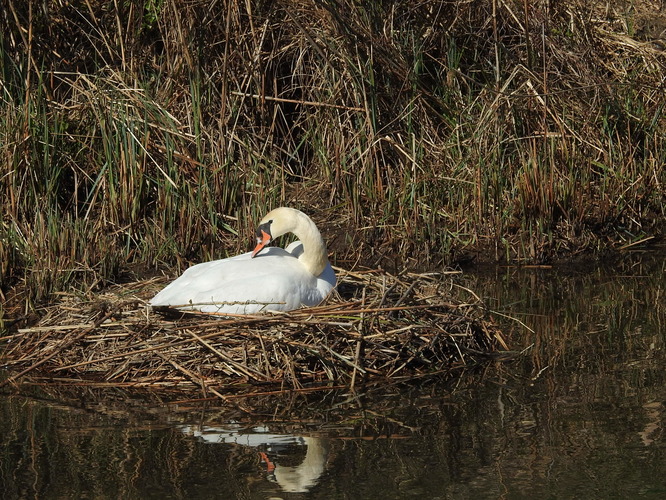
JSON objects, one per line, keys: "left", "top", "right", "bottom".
{"left": 179, "top": 424, "right": 327, "bottom": 493}
{"left": 260, "top": 436, "right": 326, "bottom": 493}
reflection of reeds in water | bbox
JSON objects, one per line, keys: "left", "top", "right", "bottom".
{"left": 0, "top": 270, "right": 508, "bottom": 393}
{"left": 458, "top": 254, "right": 666, "bottom": 383}
{"left": 1, "top": 1, "right": 665, "bottom": 308}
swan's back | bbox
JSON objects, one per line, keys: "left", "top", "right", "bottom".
{"left": 150, "top": 245, "right": 336, "bottom": 314}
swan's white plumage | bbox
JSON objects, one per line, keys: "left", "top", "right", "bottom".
{"left": 149, "top": 208, "right": 336, "bottom": 314}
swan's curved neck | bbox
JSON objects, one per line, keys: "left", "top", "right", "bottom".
{"left": 291, "top": 212, "right": 329, "bottom": 276}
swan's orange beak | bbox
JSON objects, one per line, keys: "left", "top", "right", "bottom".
{"left": 251, "top": 229, "right": 272, "bottom": 258}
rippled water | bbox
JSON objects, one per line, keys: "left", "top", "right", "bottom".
{"left": 1, "top": 251, "right": 664, "bottom": 499}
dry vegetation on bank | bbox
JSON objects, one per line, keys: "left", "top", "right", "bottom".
{"left": 0, "top": 1, "right": 665, "bottom": 310}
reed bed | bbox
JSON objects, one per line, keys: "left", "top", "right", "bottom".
{"left": 1, "top": 0, "right": 664, "bottom": 309}
{"left": 0, "top": 269, "right": 507, "bottom": 395}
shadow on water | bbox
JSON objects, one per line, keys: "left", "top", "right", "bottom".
{"left": 1, "top": 250, "right": 665, "bottom": 499}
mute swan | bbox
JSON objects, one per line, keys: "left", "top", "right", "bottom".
{"left": 149, "top": 207, "right": 336, "bottom": 314}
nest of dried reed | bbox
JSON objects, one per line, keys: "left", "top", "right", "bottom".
{"left": 1, "top": 269, "right": 508, "bottom": 396}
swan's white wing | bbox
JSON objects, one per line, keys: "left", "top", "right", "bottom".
{"left": 150, "top": 247, "right": 335, "bottom": 314}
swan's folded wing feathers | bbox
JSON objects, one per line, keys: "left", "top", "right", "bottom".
{"left": 150, "top": 248, "right": 321, "bottom": 313}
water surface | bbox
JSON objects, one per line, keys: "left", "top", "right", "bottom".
{"left": 1, "top": 251, "right": 664, "bottom": 499}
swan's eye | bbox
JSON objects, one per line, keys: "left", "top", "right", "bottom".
{"left": 268, "top": 219, "right": 273, "bottom": 224}
{"left": 256, "top": 221, "right": 273, "bottom": 239}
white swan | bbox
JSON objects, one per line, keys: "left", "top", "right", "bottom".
{"left": 149, "top": 207, "right": 336, "bottom": 314}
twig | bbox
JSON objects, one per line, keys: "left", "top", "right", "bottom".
{"left": 185, "top": 329, "right": 269, "bottom": 381}
{"left": 0, "top": 306, "right": 121, "bottom": 388}
{"left": 230, "top": 91, "right": 365, "bottom": 112}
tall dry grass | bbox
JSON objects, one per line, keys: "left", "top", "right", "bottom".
{"left": 1, "top": 0, "right": 665, "bottom": 308}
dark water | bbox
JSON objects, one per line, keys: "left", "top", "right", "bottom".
{"left": 1, "top": 251, "right": 664, "bottom": 499}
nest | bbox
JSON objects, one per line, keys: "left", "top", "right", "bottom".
{"left": 1, "top": 269, "right": 509, "bottom": 397}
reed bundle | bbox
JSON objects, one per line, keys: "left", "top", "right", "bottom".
{"left": 1, "top": 270, "right": 507, "bottom": 396}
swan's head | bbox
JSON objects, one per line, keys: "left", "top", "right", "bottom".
{"left": 251, "top": 207, "right": 300, "bottom": 258}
